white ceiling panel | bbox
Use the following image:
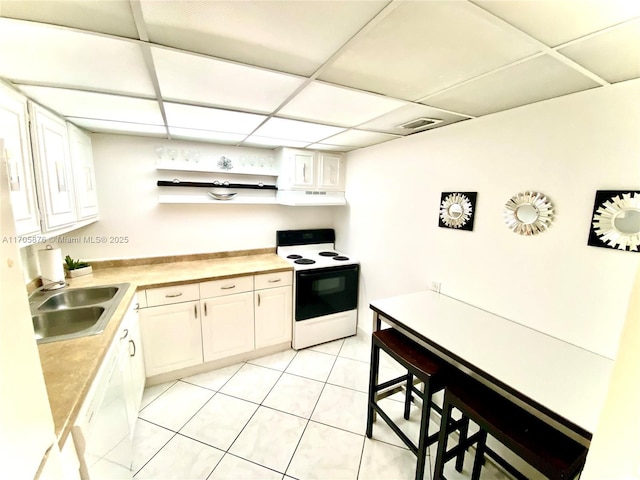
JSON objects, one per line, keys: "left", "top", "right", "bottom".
{"left": 321, "top": 130, "right": 400, "bottom": 148}
{"left": 559, "top": 20, "right": 640, "bottom": 84}
{"left": 164, "top": 103, "right": 266, "bottom": 134}
{"left": 17, "top": 86, "right": 164, "bottom": 125}
{"left": 69, "top": 118, "right": 167, "bottom": 137}
{"left": 358, "top": 103, "right": 471, "bottom": 135}
{"left": 169, "top": 127, "right": 246, "bottom": 145}
{"left": 0, "top": 18, "right": 153, "bottom": 96}
{"left": 253, "top": 118, "right": 345, "bottom": 143}
{"left": 0, "top": 0, "right": 140, "bottom": 38}
{"left": 151, "top": 47, "right": 305, "bottom": 113}
{"left": 319, "top": 1, "right": 541, "bottom": 101}
{"left": 424, "top": 55, "right": 601, "bottom": 117}
{"left": 278, "top": 81, "right": 408, "bottom": 127}
{"left": 242, "top": 136, "right": 309, "bottom": 149}
{"left": 140, "top": 0, "right": 386, "bottom": 76}
{"left": 474, "top": 0, "right": 640, "bottom": 47}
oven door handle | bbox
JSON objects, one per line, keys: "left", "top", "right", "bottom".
{"left": 297, "top": 265, "right": 358, "bottom": 278}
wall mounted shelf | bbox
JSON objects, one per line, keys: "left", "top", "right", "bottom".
{"left": 157, "top": 180, "right": 277, "bottom": 190}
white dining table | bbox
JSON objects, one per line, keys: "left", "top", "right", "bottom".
{"left": 369, "top": 290, "right": 614, "bottom": 446}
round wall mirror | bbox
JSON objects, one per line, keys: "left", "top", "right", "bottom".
{"left": 515, "top": 204, "right": 539, "bottom": 225}
{"left": 448, "top": 204, "right": 464, "bottom": 219}
{"left": 590, "top": 191, "right": 640, "bottom": 252}
{"left": 439, "top": 193, "right": 476, "bottom": 230}
{"left": 503, "top": 191, "right": 554, "bottom": 236}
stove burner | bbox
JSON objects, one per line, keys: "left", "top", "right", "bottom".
{"left": 287, "top": 254, "right": 303, "bottom": 259}
{"left": 333, "top": 256, "right": 349, "bottom": 261}
{"left": 319, "top": 251, "right": 339, "bottom": 257}
{"left": 294, "top": 258, "right": 316, "bottom": 265}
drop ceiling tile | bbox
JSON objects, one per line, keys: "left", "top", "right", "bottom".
{"left": 473, "top": 0, "right": 640, "bottom": 47}
{"left": 424, "top": 55, "right": 601, "bottom": 117}
{"left": 0, "top": 0, "right": 140, "bottom": 38}
{"left": 17, "top": 86, "right": 163, "bottom": 125}
{"left": 69, "top": 118, "right": 167, "bottom": 137}
{"left": 140, "top": 0, "right": 386, "bottom": 76}
{"left": 307, "top": 143, "right": 355, "bottom": 152}
{"left": 151, "top": 47, "right": 305, "bottom": 113}
{"left": 357, "top": 103, "right": 471, "bottom": 135}
{"left": 319, "top": 1, "right": 541, "bottom": 101}
{"left": 242, "top": 136, "right": 309, "bottom": 149}
{"left": 321, "top": 130, "right": 400, "bottom": 148}
{"left": 253, "top": 118, "right": 345, "bottom": 143}
{"left": 278, "top": 81, "right": 407, "bottom": 127}
{"left": 558, "top": 20, "right": 640, "bottom": 83}
{"left": 164, "top": 103, "right": 266, "bottom": 134}
{"left": 0, "top": 18, "right": 153, "bottom": 96}
{"left": 169, "top": 127, "right": 246, "bottom": 145}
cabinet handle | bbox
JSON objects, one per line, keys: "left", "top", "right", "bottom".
{"left": 221, "top": 285, "right": 236, "bottom": 290}
{"left": 165, "top": 292, "right": 183, "bottom": 298}
{"left": 129, "top": 339, "right": 136, "bottom": 357}
{"left": 194, "top": 304, "right": 198, "bottom": 318}
{"left": 268, "top": 278, "right": 281, "bottom": 283}
{"left": 134, "top": 303, "right": 139, "bottom": 310}
{"left": 120, "top": 328, "right": 129, "bottom": 340}
{"left": 204, "top": 302, "right": 208, "bottom": 316}
{"left": 302, "top": 163, "right": 306, "bottom": 182}
{"left": 257, "top": 293, "right": 261, "bottom": 307}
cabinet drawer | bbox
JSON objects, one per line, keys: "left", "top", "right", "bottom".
{"left": 255, "top": 271, "right": 293, "bottom": 290}
{"left": 200, "top": 275, "right": 253, "bottom": 298}
{"left": 145, "top": 283, "right": 199, "bottom": 307}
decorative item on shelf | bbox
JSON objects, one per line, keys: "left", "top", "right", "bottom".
{"left": 64, "top": 255, "right": 93, "bottom": 278}
{"left": 503, "top": 191, "right": 554, "bottom": 236}
{"left": 588, "top": 190, "right": 640, "bottom": 252}
{"left": 438, "top": 192, "right": 477, "bottom": 230}
{"left": 218, "top": 156, "right": 233, "bottom": 170}
{"left": 208, "top": 192, "right": 238, "bottom": 201}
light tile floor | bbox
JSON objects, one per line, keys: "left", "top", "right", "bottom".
{"left": 133, "top": 331, "right": 513, "bottom": 480}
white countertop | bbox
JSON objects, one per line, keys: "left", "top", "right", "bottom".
{"left": 370, "top": 290, "right": 614, "bottom": 438}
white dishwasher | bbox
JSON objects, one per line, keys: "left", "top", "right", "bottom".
{"left": 72, "top": 334, "right": 132, "bottom": 479}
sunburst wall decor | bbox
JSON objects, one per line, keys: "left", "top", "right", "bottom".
{"left": 438, "top": 192, "right": 477, "bottom": 231}
{"left": 503, "top": 191, "right": 554, "bottom": 236}
{"left": 588, "top": 190, "right": 640, "bottom": 252}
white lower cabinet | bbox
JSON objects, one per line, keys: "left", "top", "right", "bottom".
{"left": 139, "top": 271, "right": 292, "bottom": 379}
{"left": 255, "top": 285, "right": 292, "bottom": 349}
{"left": 120, "top": 297, "right": 145, "bottom": 434}
{"left": 201, "top": 291, "right": 254, "bottom": 362}
{"left": 139, "top": 300, "right": 202, "bottom": 377}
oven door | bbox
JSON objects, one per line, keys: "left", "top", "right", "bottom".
{"left": 295, "top": 265, "right": 359, "bottom": 321}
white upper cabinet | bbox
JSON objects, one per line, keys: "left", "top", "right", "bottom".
{"left": 0, "top": 83, "right": 40, "bottom": 236}
{"left": 29, "top": 102, "right": 76, "bottom": 231}
{"left": 276, "top": 147, "right": 346, "bottom": 205}
{"left": 67, "top": 123, "right": 98, "bottom": 220}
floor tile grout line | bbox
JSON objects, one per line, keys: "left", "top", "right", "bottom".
{"left": 137, "top": 380, "right": 178, "bottom": 414}
{"left": 133, "top": 430, "right": 179, "bottom": 477}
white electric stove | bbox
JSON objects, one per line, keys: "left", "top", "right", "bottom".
{"left": 276, "top": 229, "right": 359, "bottom": 349}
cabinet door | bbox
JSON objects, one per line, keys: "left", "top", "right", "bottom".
{"left": 292, "top": 151, "right": 315, "bottom": 189}
{"left": 201, "top": 292, "right": 254, "bottom": 362}
{"left": 0, "top": 85, "right": 40, "bottom": 236}
{"left": 317, "top": 153, "right": 344, "bottom": 191}
{"left": 255, "top": 286, "right": 292, "bottom": 349}
{"left": 139, "top": 301, "right": 202, "bottom": 376}
{"left": 68, "top": 124, "right": 98, "bottom": 220}
{"left": 128, "top": 310, "right": 146, "bottom": 415}
{"left": 29, "top": 103, "right": 76, "bottom": 231}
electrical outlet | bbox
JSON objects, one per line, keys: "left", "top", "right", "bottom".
{"left": 431, "top": 281, "right": 441, "bottom": 293}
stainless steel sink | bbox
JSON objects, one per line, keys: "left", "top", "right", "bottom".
{"left": 37, "top": 286, "right": 120, "bottom": 310}
{"left": 30, "top": 283, "right": 129, "bottom": 344}
{"left": 33, "top": 307, "right": 105, "bottom": 340}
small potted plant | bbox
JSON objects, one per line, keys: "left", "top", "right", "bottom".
{"left": 64, "top": 255, "right": 93, "bottom": 278}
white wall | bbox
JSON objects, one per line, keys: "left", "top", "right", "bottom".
{"left": 335, "top": 80, "right": 640, "bottom": 359}
{"left": 54, "top": 135, "right": 334, "bottom": 260}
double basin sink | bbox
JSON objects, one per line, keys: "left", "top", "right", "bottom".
{"left": 29, "top": 283, "right": 129, "bottom": 344}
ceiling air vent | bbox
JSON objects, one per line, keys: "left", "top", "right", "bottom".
{"left": 397, "top": 117, "right": 443, "bottom": 131}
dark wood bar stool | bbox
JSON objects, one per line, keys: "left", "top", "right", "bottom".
{"left": 366, "top": 328, "right": 465, "bottom": 480}
{"left": 433, "top": 373, "right": 588, "bottom": 480}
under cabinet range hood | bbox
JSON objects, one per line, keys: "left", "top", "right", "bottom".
{"left": 276, "top": 190, "right": 346, "bottom": 206}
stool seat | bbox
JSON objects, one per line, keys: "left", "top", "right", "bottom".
{"left": 367, "top": 328, "right": 459, "bottom": 480}
{"left": 434, "top": 373, "right": 588, "bottom": 480}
